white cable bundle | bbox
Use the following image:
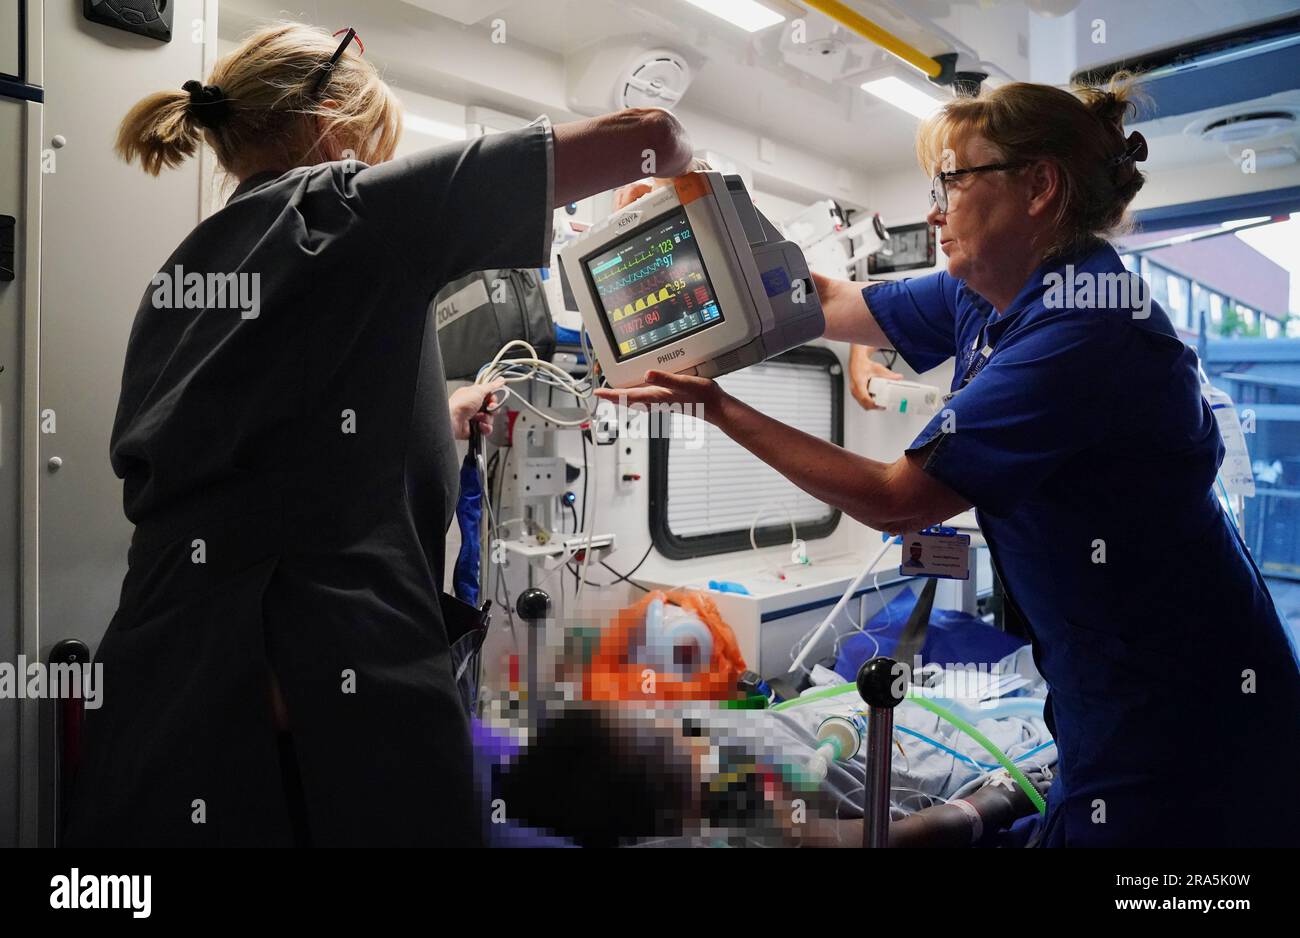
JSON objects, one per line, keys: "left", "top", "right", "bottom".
{"left": 474, "top": 339, "right": 602, "bottom": 595}
{"left": 474, "top": 339, "right": 597, "bottom": 426}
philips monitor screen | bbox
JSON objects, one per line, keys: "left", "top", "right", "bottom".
{"left": 582, "top": 210, "right": 725, "bottom": 362}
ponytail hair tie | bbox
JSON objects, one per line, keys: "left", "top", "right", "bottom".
{"left": 183, "top": 80, "right": 230, "bottom": 129}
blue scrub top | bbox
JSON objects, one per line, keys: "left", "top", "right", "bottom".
{"left": 870, "top": 242, "right": 1300, "bottom": 846}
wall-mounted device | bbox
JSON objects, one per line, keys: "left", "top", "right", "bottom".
{"left": 867, "top": 221, "right": 935, "bottom": 275}
{"left": 560, "top": 172, "right": 823, "bottom": 388}
{"left": 793, "top": 203, "right": 890, "bottom": 278}
{"left": 84, "top": 1, "right": 174, "bottom": 43}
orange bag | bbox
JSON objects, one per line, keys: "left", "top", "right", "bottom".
{"left": 584, "top": 589, "right": 748, "bottom": 702}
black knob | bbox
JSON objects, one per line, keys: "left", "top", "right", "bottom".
{"left": 857, "top": 656, "right": 906, "bottom": 709}
{"left": 516, "top": 588, "right": 552, "bottom": 623}
{"left": 49, "top": 638, "right": 91, "bottom": 666}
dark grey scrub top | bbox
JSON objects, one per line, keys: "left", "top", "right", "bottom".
{"left": 67, "top": 123, "right": 553, "bottom": 847}
{"left": 113, "top": 122, "right": 554, "bottom": 580}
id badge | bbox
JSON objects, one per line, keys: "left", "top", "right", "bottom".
{"left": 899, "top": 526, "right": 970, "bottom": 580}
{"left": 1204, "top": 386, "right": 1255, "bottom": 497}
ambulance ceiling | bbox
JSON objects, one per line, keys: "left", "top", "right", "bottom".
{"left": 223, "top": 0, "right": 1300, "bottom": 179}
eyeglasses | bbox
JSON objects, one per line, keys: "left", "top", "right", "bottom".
{"left": 309, "top": 27, "right": 365, "bottom": 96}
{"left": 929, "top": 161, "right": 1028, "bottom": 213}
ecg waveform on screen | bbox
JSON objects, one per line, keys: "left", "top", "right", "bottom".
{"left": 593, "top": 236, "right": 678, "bottom": 280}
{"left": 594, "top": 246, "right": 666, "bottom": 282}
{"left": 596, "top": 255, "right": 677, "bottom": 295}
{"left": 603, "top": 270, "right": 706, "bottom": 323}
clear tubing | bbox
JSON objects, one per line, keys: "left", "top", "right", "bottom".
{"left": 788, "top": 536, "right": 894, "bottom": 674}
{"left": 896, "top": 725, "right": 998, "bottom": 771}
{"left": 906, "top": 694, "right": 1047, "bottom": 815}
{"left": 932, "top": 696, "right": 1045, "bottom": 723}
{"left": 772, "top": 682, "right": 1047, "bottom": 815}
{"left": 897, "top": 725, "right": 1057, "bottom": 770}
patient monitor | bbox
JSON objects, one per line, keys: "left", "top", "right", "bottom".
{"left": 559, "top": 172, "right": 824, "bottom": 388}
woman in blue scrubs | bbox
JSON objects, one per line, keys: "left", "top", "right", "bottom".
{"left": 65, "top": 22, "right": 693, "bottom": 846}
{"left": 604, "top": 80, "right": 1300, "bottom": 846}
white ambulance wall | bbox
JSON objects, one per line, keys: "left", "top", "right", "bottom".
{"left": 0, "top": 0, "right": 37, "bottom": 852}
{"left": 33, "top": 0, "right": 212, "bottom": 845}
{"left": 39, "top": 0, "right": 210, "bottom": 653}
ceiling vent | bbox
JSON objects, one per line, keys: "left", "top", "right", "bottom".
{"left": 1200, "top": 111, "right": 1297, "bottom": 143}
{"left": 617, "top": 50, "right": 693, "bottom": 110}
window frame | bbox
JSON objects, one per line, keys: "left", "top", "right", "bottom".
{"left": 647, "top": 346, "right": 844, "bottom": 561}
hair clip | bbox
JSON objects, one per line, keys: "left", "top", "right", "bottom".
{"left": 310, "top": 27, "right": 363, "bottom": 96}
{"left": 1109, "top": 130, "right": 1148, "bottom": 167}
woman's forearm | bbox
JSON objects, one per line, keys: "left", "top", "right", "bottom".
{"left": 712, "top": 393, "right": 903, "bottom": 530}
{"left": 597, "top": 372, "right": 971, "bottom": 531}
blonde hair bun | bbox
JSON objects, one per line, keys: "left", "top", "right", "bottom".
{"left": 117, "top": 22, "right": 402, "bottom": 178}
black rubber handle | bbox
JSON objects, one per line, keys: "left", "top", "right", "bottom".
{"left": 516, "top": 587, "right": 552, "bottom": 624}
{"left": 857, "top": 656, "right": 907, "bottom": 709}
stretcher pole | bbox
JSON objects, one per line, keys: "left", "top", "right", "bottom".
{"left": 517, "top": 587, "right": 552, "bottom": 731}
{"left": 857, "top": 656, "right": 906, "bottom": 848}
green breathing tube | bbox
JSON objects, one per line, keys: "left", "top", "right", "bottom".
{"left": 773, "top": 682, "right": 1048, "bottom": 815}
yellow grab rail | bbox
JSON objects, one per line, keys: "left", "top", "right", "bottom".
{"left": 800, "top": 0, "right": 943, "bottom": 80}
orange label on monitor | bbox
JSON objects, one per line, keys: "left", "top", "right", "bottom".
{"left": 673, "top": 172, "right": 709, "bottom": 205}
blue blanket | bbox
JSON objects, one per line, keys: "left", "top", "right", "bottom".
{"left": 832, "top": 587, "right": 1026, "bottom": 681}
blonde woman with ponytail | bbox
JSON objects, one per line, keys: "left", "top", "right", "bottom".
{"left": 606, "top": 77, "right": 1300, "bottom": 847}
{"left": 65, "top": 22, "right": 693, "bottom": 847}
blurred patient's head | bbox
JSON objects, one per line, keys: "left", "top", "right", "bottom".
{"left": 495, "top": 705, "right": 698, "bottom": 847}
